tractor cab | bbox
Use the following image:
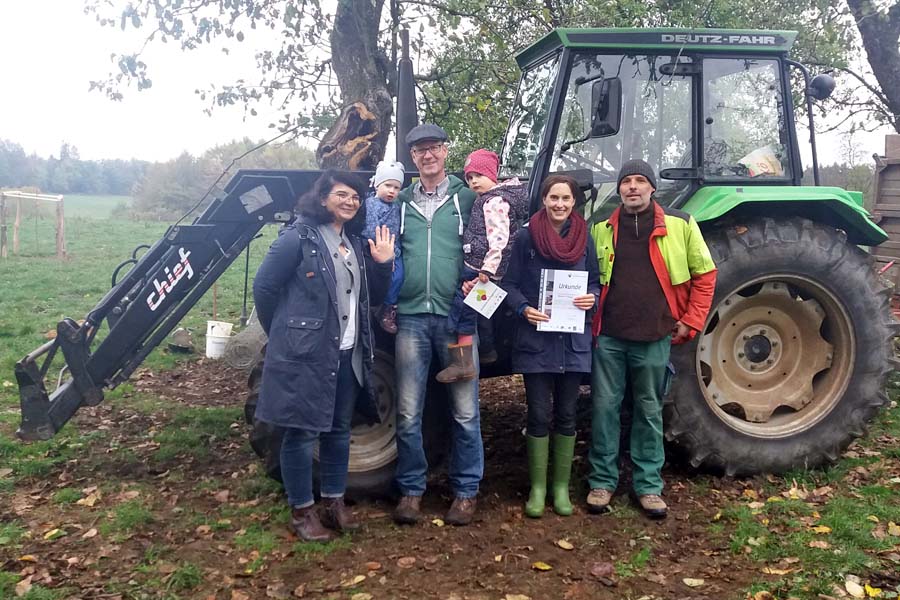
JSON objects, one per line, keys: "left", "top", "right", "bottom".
{"left": 500, "top": 29, "right": 813, "bottom": 221}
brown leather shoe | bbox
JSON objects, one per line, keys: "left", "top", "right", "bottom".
{"left": 393, "top": 495, "right": 422, "bottom": 525}
{"left": 445, "top": 496, "right": 477, "bottom": 526}
{"left": 291, "top": 505, "right": 335, "bottom": 542}
{"left": 636, "top": 494, "right": 668, "bottom": 519}
{"left": 321, "top": 497, "right": 360, "bottom": 532}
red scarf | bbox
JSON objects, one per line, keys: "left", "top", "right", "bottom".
{"left": 528, "top": 208, "right": 588, "bottom": 265}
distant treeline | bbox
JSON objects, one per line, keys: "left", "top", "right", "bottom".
{"left": 0, "top": 138, "right": 316, "bottom": 220}
{"left": 0, "top": 140, "right": 147, "bottom": 196}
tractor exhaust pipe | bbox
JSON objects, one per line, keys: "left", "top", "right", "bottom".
{"left": 395, "top": 29, "right": 418, "bottom": 170}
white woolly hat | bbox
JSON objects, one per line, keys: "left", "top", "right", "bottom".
{"left": 371, "top": 160, "right": 405, "bottom": 188}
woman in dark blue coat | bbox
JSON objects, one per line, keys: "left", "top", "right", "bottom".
{"left": 253, "top": 170, "right": 395, "bottom": 542}
{"left": 502, "top": 174, "right": 601, "bottom": 519}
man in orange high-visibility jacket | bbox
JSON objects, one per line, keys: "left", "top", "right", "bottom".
{"left": 586, "top": 159, "right": 716, "bottom": 519}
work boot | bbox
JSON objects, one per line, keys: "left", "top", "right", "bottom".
{"left": 524, "top": 435, "right": 549, "bottom": 518}
{"left": 321, "top": 497, "right": 360, "bottom": 532}
{"left": 586, "top": 488, "right": 613, "bottom": 514}
{"left": 551, "top": 433, "right": 576, "bottom": 516}
{"left": 435, "top": 343, "right": 476, "bottom": 383}
{"left": 378, "top": 304, "right": 398, "bottom": 334}
{"left": 445, "top": 496, "right": 477, "bottom": 526}
{"left": 636, "top": 494, "right": 668, "bottom": 519}
{"left": 393, "top": 495, "right": 422, "bottom": 525}
{"left": 290, "top": 505, "right": 335, "bottom": 542}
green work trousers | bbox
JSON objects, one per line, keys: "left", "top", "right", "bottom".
{"left": 588, "top": 334, "right": 671, "bottom": 495}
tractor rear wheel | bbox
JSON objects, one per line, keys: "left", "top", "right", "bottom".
{"left": 666, "top": 217, "right": 896, "bottom": 475}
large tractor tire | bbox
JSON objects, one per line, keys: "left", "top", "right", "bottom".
{"left": 666, "top": 217, "right": 897, "bottom": 475}
{"left": 244, "top": 349, "right": 448, "bottom": 498}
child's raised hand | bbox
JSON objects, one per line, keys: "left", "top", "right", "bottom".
{"left": 368, "top": 225, "right": 396, "bottom": 263}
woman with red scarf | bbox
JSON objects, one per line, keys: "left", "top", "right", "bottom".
{"left": 502, "top": 174, "right": 601, "bottom": 518}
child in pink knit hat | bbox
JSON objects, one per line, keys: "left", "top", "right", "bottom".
{"left": 435, "top": 149, "right": 529, "bottom": 383}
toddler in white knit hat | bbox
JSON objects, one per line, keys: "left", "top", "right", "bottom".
{"left": 362, "top": 160, "right": 406, "bottom": 334}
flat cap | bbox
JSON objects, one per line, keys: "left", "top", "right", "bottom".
{"left": 405, "top": 123, "right": 449, "bottom": 147}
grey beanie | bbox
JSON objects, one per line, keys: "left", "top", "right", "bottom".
{"left": 371, "top": 160, "right": 405, "bottom": 188}
{"left": 617, "top": 159, "right": 657, "bottom": 191}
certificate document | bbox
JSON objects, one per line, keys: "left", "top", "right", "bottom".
{"left": 536, "top": 269, "right": 588, "bottom": 333}
{"left": 463, "top": 279, "right": 508, "bottom": 319}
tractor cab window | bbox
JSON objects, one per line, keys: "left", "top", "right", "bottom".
{"left": 500, "top": 54, "right": 561, "bottom": 180}
{"left": 548, "top": 53, "right": 694, "bottom": 224}
{"left": 702, "top": 58, "right": 791, "bottom": 180}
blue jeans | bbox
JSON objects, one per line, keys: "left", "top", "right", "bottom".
{"left": 384, "top": 256, "right": 404, "bottom": 306}
{"left": 446, "top": 265, "right": 480, "bottom": 335}
{"left": 395, "top": 313, "right": 484, "bottom": 498}
{"left": 280, "top": 349, "right": 359, "bottom": 508}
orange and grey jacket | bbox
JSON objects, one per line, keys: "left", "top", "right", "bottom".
{"left": 590, "top": 202, "right": 717, "bottom": 343}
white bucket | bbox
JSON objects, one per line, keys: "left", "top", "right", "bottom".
{"left": 205, "top": 320, "right": 233, "bottom": 359}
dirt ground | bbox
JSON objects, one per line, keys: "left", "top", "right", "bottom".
{"left": 0, "top": 359, "right": 884, "bottom": 599}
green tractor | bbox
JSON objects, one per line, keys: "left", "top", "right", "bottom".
{"left": 501, "top": 28, "right": 896, "bottom": 475}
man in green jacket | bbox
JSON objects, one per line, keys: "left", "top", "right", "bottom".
{"left": 392, "top": 124, "right": 483, "bottom": 526}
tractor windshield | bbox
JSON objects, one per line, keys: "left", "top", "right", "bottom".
{"left": 547, "top": 53, "right": 695, "bottom": 223}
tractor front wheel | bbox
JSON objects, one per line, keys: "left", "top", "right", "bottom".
{"left": 666, "top": 217, "right": 896, "bottom": 475}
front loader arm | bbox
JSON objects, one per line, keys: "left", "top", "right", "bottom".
{"left": 16, "top": 170, "right": 322, "bottom": 441}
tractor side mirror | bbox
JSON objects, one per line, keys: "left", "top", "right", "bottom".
{"left": 590, "top": 77, "right": 622, "bottom": 137}
{"left": 808, "top": 74, "right": 835, "bottom": 101}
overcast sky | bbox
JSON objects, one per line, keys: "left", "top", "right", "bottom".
{"left": 0, "top": 0, "right": 893, "bottom": 165}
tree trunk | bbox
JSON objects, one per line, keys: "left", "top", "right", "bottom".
{"left": 846, "top": 0, "right": 900, "bottom": 133}
{"left": 316, "top": 0, "right": 393, "bottom": 170}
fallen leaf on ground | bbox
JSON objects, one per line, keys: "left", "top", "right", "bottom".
{"left": 230, "top": 591, "right": 250, "bottom": 600}
{"left": 118, "top": 490, "right": 140, "bottom": 501}
{"left": 556, "top": 539, "right": 574, "bottom": 550}
{"left": 292, "top": 584, "right": 306, "bottom": 598}
{"left": 762, "top": 567, "right": 796, "bottom": 575}
{"left": 742, "top": 489, "right": 759, "bottom": 500}
{"left": 846, "top": 579, "right": 866, "bottom": 598}
{"left": 887, "top": 522, "right": 900, "bottom": 537}
{"left": 747, "top": 501, "right": 766, "bottom": 510}
{"left": 76, "top": 491, "right": 101, "bottom": 507}
{"left": 15, "top": 575, "right": 33, "bottom": 596}
{"left": 505, "top": 595, "right": 531, "bottom": 600}
{"left": 753, "top": 592, "right": 776, "bottom": 600}
{"left": 747, "top": 536, "right": 764, "bottom": 546}
{"left": 808, "top": 540, "right": 830, "bottom": 549}
{"left": 364, "top": 561, "right": 381, "bottom": 571}
{"left": 644, "top": 573, "right": 666, "bottom": 585}
{"left": 340, "top": 575, "right": 366, "bottom": 588}
{"left": 265, "top": 582, "right": 290, "bottom": 598}
{"left": 214, "top": 490, "right": 230, "bottom": 503}
{"left": 532, "top": 561, "right": 553, "bottom": 571}
{"left": 867, "top": 515, "right": 880, "bottom": 523}
{"left": 811, "top": 525, "right": 832, "bottom": 534}
{"left": 396, "top": 556, "right": 416, "bottom": 569}
{"left": 865, "top": 583, "right": 882, "bottom": 597}
{"left": 431, "top": 518, "right": 445, "bottom": 527}
{"left": 766, "top": 496, "right": 783, "bottom": 503}
{"left": 17, "top": 555, "right": 37, "bottom": 563}
{"left": 43, "top": 528, "right": 66, "bottom": 540}
{"left": 351, "top": 594, "right": 373, "bottom": 600}
{"left": 0, "top": 468, "right": 13, "bottom": 478}
{"left": 683, "top": 578, "right": 705, "bottom": 587}
{"left": 589, "top": 562, "right": 614, "bottom": 579}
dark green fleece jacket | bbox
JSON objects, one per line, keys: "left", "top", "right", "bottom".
{"left": 397, "top": 175, "right": 476, "bottom": 316}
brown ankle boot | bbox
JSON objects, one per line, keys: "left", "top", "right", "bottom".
{"left": 392, "top": 495, "right": 422, "bottom": 525}
{"left": 435, "top": 343, "right": 477, "bottom": 383}
{"left": 290, "top": 505, "right": 335, "bottom": 542}
{"left": 321, "top": 497, "right": 359, "bottom": 532}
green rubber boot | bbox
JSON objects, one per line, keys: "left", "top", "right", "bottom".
{"left": 551, "top": 433, "right": 576, "bottom": 516}
{"left": 525, "top": 435, "right": 549, "bottom": 518}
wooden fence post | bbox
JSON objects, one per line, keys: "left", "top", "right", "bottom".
{"left": 55, "top": 196, "right": 67, "bottom": 259}
{"left": 0, "top": 194, "right": 7, "bottom": 259}
{"left": 13, "top": 198, "right": 21, "bottom": 255}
